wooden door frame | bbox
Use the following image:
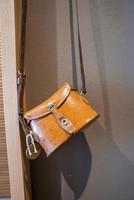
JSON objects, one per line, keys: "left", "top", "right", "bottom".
{"left": 0, "top": 0, "right": 30, "bottom": 199}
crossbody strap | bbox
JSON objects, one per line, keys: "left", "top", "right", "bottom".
{"left": 17, "top": 0, "right": 27, "bottom": 115}
{"left": 17, "top": 0, "right": 87, "bottom": 115}
{"left": 19, "top": 0, "right": 27, "bottom": 74}
{"left": 69, "top": 0, "right": 87, "bottom": 94}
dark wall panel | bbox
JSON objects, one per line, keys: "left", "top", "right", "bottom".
{"left": 25, "top": 0, "right": 134, "bottom": 200}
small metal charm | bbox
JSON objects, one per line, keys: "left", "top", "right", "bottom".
{"left": 26, "top": 132, "right": 41, "bottom": 160}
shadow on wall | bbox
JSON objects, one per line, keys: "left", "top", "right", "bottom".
{"left": 31, "top": 133, "right": 92, "bottom": 200}
{"left": 84, "top": 0, "right": 134, "bottom": 199}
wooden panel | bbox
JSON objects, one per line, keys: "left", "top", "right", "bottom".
{"left": 0, "top": 0, "right": 26, "bottom": 199}
{"left": 0, "top": 32, "right": 10, "bottom": 197}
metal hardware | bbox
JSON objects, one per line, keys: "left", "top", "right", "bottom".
{"left": 25, "top": 132, "right": 41, "bottom": 159}
{"left": 17, "top": 70, "right": 26, "bottom": 86}
{"left": 48, "top": 101, "right": 56, "bottom": 110}
{"left": 80, "top": 90, "right": 86, "bottom": 96}
{"left": 61, "top": 118, "right": 69, "bottom": 126}
{"left": 80, "top": 90, "right": 89, "bottom": 104}
{"left": 19, "top": 115, "right": 41, "bottom": 159}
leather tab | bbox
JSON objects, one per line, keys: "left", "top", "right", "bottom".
{"left": 48, "top": 101, "right": 76, "bottom": 135}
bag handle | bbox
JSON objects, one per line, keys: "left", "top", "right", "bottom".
{"left": 17, "top": 0, "right": 87, "bottom": 115}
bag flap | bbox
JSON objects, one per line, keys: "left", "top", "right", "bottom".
{"left": 24, "top": 82, "right": 71, "bottom": 120}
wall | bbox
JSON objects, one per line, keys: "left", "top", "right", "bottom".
{"left": 25, "top": 0, "right": 134, "bottom": 199}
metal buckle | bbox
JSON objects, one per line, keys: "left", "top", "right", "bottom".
{"left": 80, "top": 90, "right": 89, "bottom": 104}
{"left": 17, "top": 70, "right": 26, "bottom": 85}
{"left": 25, "top": 132, "right": 41, "bottom": 160}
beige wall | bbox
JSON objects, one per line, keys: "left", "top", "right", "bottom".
{"left": 25, "top": 0, "right": 134, "bottom": 199}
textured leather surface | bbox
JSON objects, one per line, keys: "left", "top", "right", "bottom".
{"left": 24, "top": 83, "right": 99, "bottom": 156}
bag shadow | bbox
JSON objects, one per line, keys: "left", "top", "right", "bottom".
{"left": 30, "top": 132, "right": 92, "bottom": 200}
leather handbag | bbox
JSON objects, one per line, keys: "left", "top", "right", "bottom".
{"left": 17, "top": 0, "right": 99, "bottom": 159}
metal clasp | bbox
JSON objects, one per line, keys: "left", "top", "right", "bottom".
{"left": 80, "top": 90, "right": 89, "bottom": 104}
{"left": 17, "top": 70, "right": 26, "bottom": 86}
{"left": 25, "top": 132, "right": 41, "bottom": 160}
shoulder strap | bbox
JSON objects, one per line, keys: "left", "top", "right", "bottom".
{"left": 69, "top": 0, "right": 87, "bottom": 94}
{"left": 19, "top": 0, "right": 27, "bottom": 74}
{"left": 17, "top": 0, "right": 27, "bottom": 117}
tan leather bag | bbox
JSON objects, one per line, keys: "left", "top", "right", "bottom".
{"left": 24, "top": 83, "right": 98, "bottom": 157}
{"left": 17, "top": 0, "right": 99, "bottom": 159}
